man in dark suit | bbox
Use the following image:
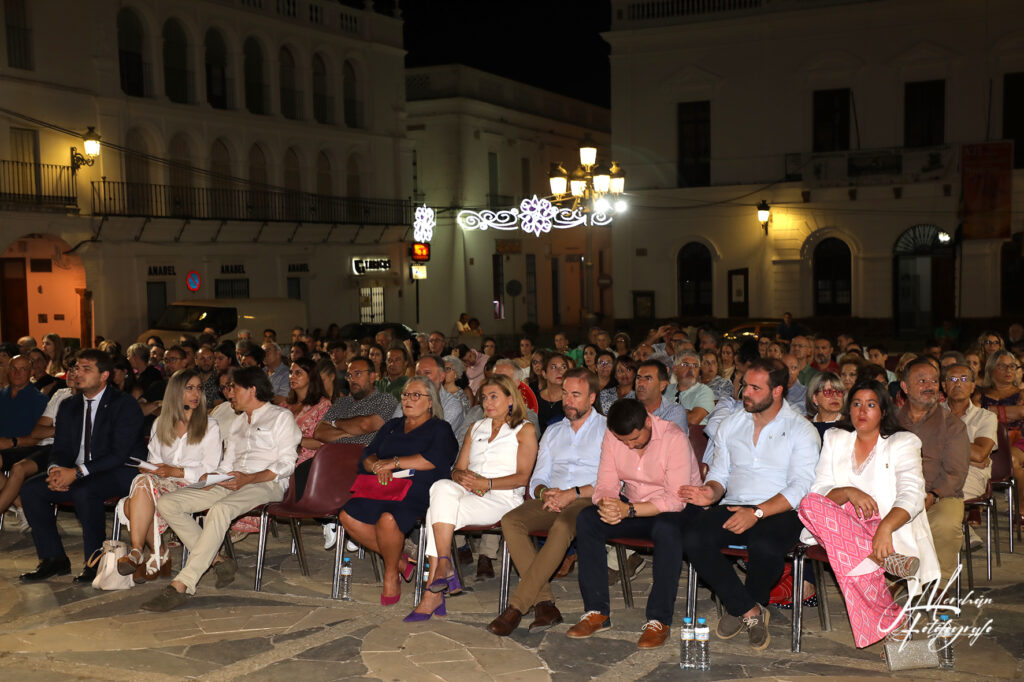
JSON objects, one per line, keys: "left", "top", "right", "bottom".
{"left": 19, "top": 349, "right": 146, "bottom": 583}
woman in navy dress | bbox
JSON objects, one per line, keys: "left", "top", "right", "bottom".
{"left": 338, "top": 376, "right": 458, "bottom": 605}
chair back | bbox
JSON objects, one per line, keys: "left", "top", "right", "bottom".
{"left": 271, "top": 443, "right": 363, "bottom": 517}
{"left": 992, "top": 422, "right": 1014, "bottom": 482}
{"left": 688, "top": 425, "right": 709, "bottom": 463}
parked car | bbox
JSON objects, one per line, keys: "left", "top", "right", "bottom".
{"left": 337, "top": 322, "right": 414, "bottom": 342}
{"left": 139, "top": 298, "right": 307, "bottom": 347}
{"left": 724, "top": 320, "right": 780, "bottom": 341}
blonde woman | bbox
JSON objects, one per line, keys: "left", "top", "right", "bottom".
{"left": 404, "top": 374, "right": 538, "bottom": 621}
{"left": 117, "top": 369, "right": 221, "bottom": 582}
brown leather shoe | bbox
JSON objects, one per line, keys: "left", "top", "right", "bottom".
{"left": 476, "top": 555, "right": 495, "bottom": 580}
{"left": 554, "top": 553, "right": 577, "bottom": 579}
{"left": 637, "top": 620, "right": 669, "bottom": 648}
{"left": 566, "top": 611, "right": 611, "bottom": 638}
{"left": 529, "top": 601, "right": 563, "bottom": 632}
{"left": 487, "top": 606, "right": 523, "bottom": 636}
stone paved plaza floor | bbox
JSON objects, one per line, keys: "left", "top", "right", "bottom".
{"left": 1, "top": 509, "right": 1022, "bottom": 681}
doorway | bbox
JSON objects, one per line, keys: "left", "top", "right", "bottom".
{"left": 893, "top": 224, "right": 954, "bottom": 337}
{"left": 813, "top": 237, "right": 852, "bottom": 316}
{"left": 678, "top": 242, "right": 712, "bottom": 317}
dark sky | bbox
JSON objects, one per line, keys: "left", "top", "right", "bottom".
{"left": 401, "top": 0, "right": 612, "bottom": 108}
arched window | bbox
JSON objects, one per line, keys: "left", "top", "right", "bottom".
{"left": 312, "top": 53, "right": 332, "bottom": 124}
{"left": 243, "top": 37, "right": 266, "bottom": 114}
{"left": 283, "top": 147, "right": 302, "bottom": 219}
{"left": 813, "top": 237, "right": 852, "bottom": 316}
{"left": 117, "top": 8, "right": 148, "bottom": 97}
{"left": 343, "top": 60, "right": 362, "bottom": 128}
{"left": 168, "top": 133, "right": 195, "bottom": 217}
{"left": 210, "top": 139, "right": 232, "bottom": 217}
{"left": 677, "top": 242, "right": 712, "bottom": 317}
{"left": 279, "top": 47, "right": 300, "bottom": 120}
{"left": 316, "top": 151, "right": 332, "bottom": 195}
{"left": 123, "top": 128, "right": 150, "bottom": 214}
{"left": 204, "top": 28, "right": 229, "bottom": 109}
{"left": 346, "top": 154, "right": 361, "bottom": 197}
{"left": 1001, "top": 233, "right": 1024, "bottom": 316}
{"left": 893, "top": 224, "right": 955, "bottom": 336}
{"left": 247, "top": 144, "right": 268, "bottom": 219}
{"left": 162, "top": 19, "right": 191, "bottom": 104}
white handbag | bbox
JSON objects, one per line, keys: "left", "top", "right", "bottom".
{"left": 88, "top": 540, "right": 135, "bottom": 590}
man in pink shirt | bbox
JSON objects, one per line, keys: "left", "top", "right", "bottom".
{"left": 565, "top": 398, "right": 702, "bottom": 649}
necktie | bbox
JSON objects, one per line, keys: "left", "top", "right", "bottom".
{"left": 84, "top": 399, "right": 93, "bottom": 462}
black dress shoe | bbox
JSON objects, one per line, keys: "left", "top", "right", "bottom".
{"left": 476, "top": 555, "right": 495, "bottom": 580}
{"left": 20, "top": 556, "right": 72, "bottom": 581}
{"left": 73, "top": 565, "right": 98, "bottom": 584}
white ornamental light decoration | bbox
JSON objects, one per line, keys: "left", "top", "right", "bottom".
{"left": 457, "top": 195, "right": 613, "bottom": 237}
{"left": 413, "top": 204, "right": 435, "bottom": 242}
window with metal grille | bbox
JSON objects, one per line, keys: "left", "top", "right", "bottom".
{"left": 359, "top": 286, "right": 384, "bottom": 323}
{"left": 215, "top": 278, "right": 250, "bottom": 299}
{"left": 904, "top": 80, "right": 945, "bottom": 148}
{"left": 677, "top": 101, "right": 710, "bottom": 187}
{"left": 4, "top": 0, "right": 32, "bottom": 70}
{"left": 813, "top": 89, "right": 850, "bottom": 153}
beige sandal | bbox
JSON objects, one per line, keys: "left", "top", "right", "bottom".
{"left": 117, "top": 548, "right": 144, "bottom": 576}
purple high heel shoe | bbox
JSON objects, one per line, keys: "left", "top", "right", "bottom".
{"left": 402, "top": 593, "right": 446, "bottom": 622}
{"left": 427, "top": 556, "right": 462, "bottom": 595}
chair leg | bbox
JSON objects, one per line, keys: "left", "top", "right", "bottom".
{"left": 332, "top": 523, "right": 345, "bottom": 599}
{"left": 962, "top": 520, "right": 975, "bottom": 590}
{"left": 991, "top": 499, "right": 1001, "bottom": 568}
{"left": 270, "top": 517, "right": 279, "bottom": 539}
{"left": 812, "top": 559, "right": 831, "bottom": 632}
{"left": 616, "top": 545, "right": 634, "bottom": 609}
{"left": 449, "top": 535, "right": 466, "bottom": 589}
{"left": 498, "top": 538, "right": 510, "bottom": 615}
{"left": 222, "top": 530, "right": 236, "bottom": 561}
{"left": 112, "top": 507, "right": 122, "bottom": 543}
{"left": 792, "top": 551, "right": 805, "bottom": 653}
{"left": 685, "top": 563, "right": 697, "bottom": 623}
{"left": 413, "top": 520, "right": 427, "bottom": 605}
{"left": 290, "top": 518, "right": 310, "bottom": 576}
{"left": 254, "top": 510, "right": 270, "bottom": 591}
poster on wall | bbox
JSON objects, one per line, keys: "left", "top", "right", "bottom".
{"left": 962, "top": 141, "right": 1012, "bottom": 240}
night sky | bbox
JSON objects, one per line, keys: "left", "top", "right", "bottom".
{"left": 401, "top": 0, "right": 612, "bottom": 108}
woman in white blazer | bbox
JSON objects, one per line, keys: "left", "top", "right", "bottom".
{"left": 798, "top": 379, "right": 939, "bottom": 648}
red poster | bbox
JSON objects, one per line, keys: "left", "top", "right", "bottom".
{"left": 961, "top": 142, "right": 1012, "bottom": 240}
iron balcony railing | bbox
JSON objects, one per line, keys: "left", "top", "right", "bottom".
{"left": 91, "top": 179, "right": 411, "bottom": 226}
{"left": 0, "top": 160, "right": 76, "bottom": 208}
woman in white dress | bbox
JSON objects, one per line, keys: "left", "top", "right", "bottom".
{"left": 116, "top": 369, "right": 221, "bottom": 582}
{"left": 405, "top": 374, "right": 538, "bottom": 621}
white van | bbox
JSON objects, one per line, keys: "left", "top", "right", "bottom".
{"left": 138, "top": 298, "right": 308, "bottom": 347}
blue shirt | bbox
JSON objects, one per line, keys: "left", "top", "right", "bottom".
{"left": 529, "top": 407, "right": 606, "bottom": 493}
{"left": 0, "top": 383, "right": 48, "bottom": 438}
{"left": 267, "top": 363, "right": 290, "bottom": 397}
{"left": 786, "top": 380, "right": 807, "bottom": 416}
{"left": 652, "top": 397, "right": 688, "bottom": 434}
{"left": 706, "top": 399, "right": 821, "bottom": 508}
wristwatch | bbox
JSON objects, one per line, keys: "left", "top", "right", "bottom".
{"left": 752, "top": 506, "right": 764, "bottom": 519}
{"left": 627, "top": 503, "right": 637, "bottom": 518}
{"left": 574, "top": 486, "right": 581, "bottom": 498}
{"left": 75, "top": 467, "right": 85, "bottom": 480}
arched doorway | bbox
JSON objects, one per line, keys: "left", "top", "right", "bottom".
{"left": 893, "top": 224, "right": 955, "bottom": 337}
{"left": 0, "top": 234, "right": 88, "bottom": 346}
{"left": 813, "top": 237, "right": 852, "bottom": 316}
{"left": 677, "top": 242, "right": 712, "bottom": 317}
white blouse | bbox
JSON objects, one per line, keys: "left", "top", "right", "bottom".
{"left": 147, "top": 419, "right": 223, "bottom": 484}
{"left": 467, "top": 419, "right": 527, "bottom": 505}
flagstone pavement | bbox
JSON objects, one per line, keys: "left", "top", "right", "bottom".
{"left": 1, "top": 510, "right": 1022, "bottom": 681}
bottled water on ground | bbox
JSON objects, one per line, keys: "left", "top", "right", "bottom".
{"left": 679, "top": 616, "right": 695, "bottom": 669}
{"left": 938, "top": 614, "right": 954, "bottom": 670}
{"left": 695, "top": 617, "right": 711, "bottom": 671}
{"left": 340, "top": 557, "right": 353, "bottom": 601}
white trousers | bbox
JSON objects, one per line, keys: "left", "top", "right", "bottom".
{"left": 424, "top": 479, "right": 520, "bottom": 558}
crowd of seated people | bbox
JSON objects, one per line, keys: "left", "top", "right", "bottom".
{"left": 3, "top": 318, "right": 1023, "bottom": 652}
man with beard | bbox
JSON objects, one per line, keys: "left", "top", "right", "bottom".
{"left": 679, "top": 358, "right": 820, "bottom": 652}
{"left": 897, "top": 358, "right": 970, "bottom": 580}
{"left": 313, "top": 356, "right": 397, "bottom": 447}
{"left": 487, "top": 368, "right": 605, "bottom": 637}
{"left": 811, "top": 337, "right": 839, "bottom": 374}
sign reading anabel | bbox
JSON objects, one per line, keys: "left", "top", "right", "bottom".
{"left": 413, "top": 205, "right": 435, "bottom": 242}
{"left": 458, "top": 195, "right": 613, "bottom": 238}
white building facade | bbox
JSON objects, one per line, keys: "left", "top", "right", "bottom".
{"left": 0, "top": 0, "right": 413, "bottom": 345}
{"left": 405, "top": 65, "right": 613, "bottom": 337}
{"left": 604, "top": 0, "right": 1024, "bottom": 338}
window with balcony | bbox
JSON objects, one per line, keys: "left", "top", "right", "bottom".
{"left": 244, "top": 37, "right": 267, "bottom": 114}
{"left": 4, "top": 0, "right": 32, "bottom": 70}
{"left": 205, "top": 29, "right": 229, "bottom": 110}
{"left": 162, "top": 19, "right": 192, "bottom": 104}
{"left": 904, "top": 79, "right": 944, "bottom": 148}
{"left": 346, "top": 154, "right": 361, "bottom": 197}
{"left": 677, "top": 100, "right": 710, "bottom": 187}
{"left": 343, "top": 60, "right": 363, "bottom": 128}
{"left": 210, "top": 139, "right": 233, "bottom": 217}
{"left": 123, "top": 128, "right": 151, "bottom": 214}
{"left": 168, "top": 133, "right": 195, "bottom": 216}
{"left": 117, "top": 8, "right": 148, "bottom": 97}
{"left": 312, "top": 53, "right": 333, "bottom": 124}
{"left": 279, "top": 46, "right": 300, "bottom": 120}
{"left": 1004, "top": 72, "right": 1024, "bottom": 169}
{"left": 248, "top": 143, "right": 268, "bottom": 218}
{"left": 813, "top": 237, "right": 851, "bottom": 316}
{"left": 316, "top": 152, "right": 332, "bottom": 195}
{"left": 813, "top": 88, "right": 850, "bottom": 153}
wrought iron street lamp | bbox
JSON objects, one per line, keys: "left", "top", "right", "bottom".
{"left": 71, "top": 127, "right": 101, "bottom": 173}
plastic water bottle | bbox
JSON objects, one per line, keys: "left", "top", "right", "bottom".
{"left": 694, "top": 617, "right": 711, "bottom": 671}
{"left": 422, "top": 559, "right": 430, "bottom": 588}
{"left": 679, "top": 616, "right": 695, "bottom": 669}
{"left": 340, "top": 557, "right": 353, "bottom": 601}
{"left": 938, "top": 614, "right": 954, "bottom": 669}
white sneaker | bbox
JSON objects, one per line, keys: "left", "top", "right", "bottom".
{"left": 346, "top": 540, "right": 359, "bottom": 553}
{"left": 323, "top": 522, "right": 338, "bottom": 550}
{"left": 10, "top": 506, "right": 30, "bottom": 533}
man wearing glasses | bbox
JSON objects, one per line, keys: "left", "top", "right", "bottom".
{"left": 313, "top": 356, "right": 398, "bottom": 447}
{"left": 669, "top": 350, "right": 714, "bottom": 426}
{"left": 943, "top": 363, "right": 997, "bottom": 549}
{"left": 897, "top": 358, "right": 970, "bottom": 581}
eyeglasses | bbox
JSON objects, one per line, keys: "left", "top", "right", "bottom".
{"left": 946, "top": 376, "right": 972, "bottom": 383}
{"left": 675, "top": 362, "right": 699, "bottom": 369}
{"left": 818, "top": 388, "right": 844, "bottom": 398}
{"left": 401, "top": 392, "right": 427, "bottom": 400}
{"left": 984, "top": 339, "right": 1002, "bottom": 346}
{"left": 995, "top": 363, "right": 1020, "bottom": 372}
{"left": 597, "top": 360, "right": 613, "bottom": 368}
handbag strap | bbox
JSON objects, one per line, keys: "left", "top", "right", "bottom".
{"left": 86, "top": 547, "right": 105, "bottom": 568}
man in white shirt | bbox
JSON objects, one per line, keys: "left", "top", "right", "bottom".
{"left": 487, "top": 368, "right": 606, "bottom": 637}
{"left": 942, "top": 363, "right": 997, "bottom": 547}
{"left": 669, "top": 350, "right": 714, "bottom": 426}
{"left": 143, "top": 366, "right": 301, "bottom": 611}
